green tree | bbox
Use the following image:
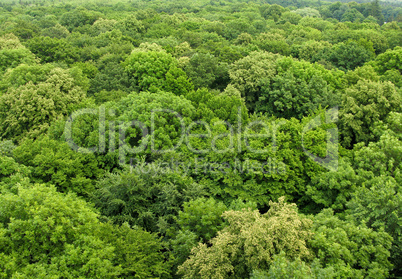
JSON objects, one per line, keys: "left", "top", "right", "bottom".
{"left": 92, "top": 169, "right": 206, "bottom": 233}
{"left": 250, "top": 252, "right": 335, "bottom": 279}
{"left": 0, "top": 63, "right": 88, "bottom": 93}
{"left": 0, "top": 33, "right": 37, "bottom": 73}
{"left": 112, "top": 90, "right": 197, "bottom": 157}
{"left": 59, "top": 7, "right": 100, "bottom": 31}
{"left": 13, "top": 136, "right": 103, "bottom": 196}
{"left": 0, "top": 68, "right": 87, "bottom": 142}
{"left": 0, "top": 63, "right": 54, "bottom": 93}
{"left": 176, "top": 197, "right": 228, "bottom": 242}
{"left": 41, "top": 23, "right": 70, "bottom": 39}
{"left": 93, "top": 89, "right": 128, "bottom": 104}
{"left": 229, "top": 51, "right": 279, "bottom": 112}
{"left": 164, "top": 65, "right": 194, "bottom": 96}
{"left": 184, "top": 52, "right": 229, "bottom": 90}
{"left": 0, "top": 155, "right": 30, "bottom": 192}
{"left": 297, "top": 40, "right": 332, "bottom": 62}
{"left": 178, "top": 198, "right": 313, "bottom": 278}
{"left": 0, "top": 183, "right": 120, "bottom": 278}
{"left": 370, "top": 46, "right": 402, "bottom": 75}
{"left": 0, "top": 140, "right": 15, "bottom": 158}
{"left": 340, "top": 80, "right": 401, "bottom": 147}
{"left": 369, "top": 0, "right": 385, "bottom": 25}
{"left": 170, "top": 197, "right": 257, "bottom": 271}
{"left": 169, "top": 197, "right": 228, "bottom": 272}
{"left": 123, "top": 47, "right": 176, "bottom": 92}
{"left": 256, "top": 57, "right": 342, "bottom": 119}
{"left": 326, "top": 40, "right": 375, "bottom": 71}
{"left": 353, "top": 132, "right": 401, "bottom": 179}
{"left": 279, "top": 12, "right": 302, "bottom": 25}
{"left": 344, "top": 65, "right": 380, "bottom": 86}
{"left": 26, "top": 36, "right": 78, "bottom": 64}
{"left": 346, "top": 176, "right": 402, "bottom": 277}
{"left": 306, "top": 157, "right": 362, "bottom": 213}
{"left": 0, "top": 183, "right": 169, "bottom": 278}
{"left": 261, "top": 4, "right": 286, "bottom": 22}
{"left": 185, "top": 87, "right": 248, "bottom": 125}
{"left": 254, "top": 33, "right": 290, "bottom": 56}
{"left": 224, "top": 18, "right": 256, "bottom": 40}
{"left": 309, "top": 209, "right": 393, "bottom": 278}
{"left": 118, "top": 14, "right": 145, "bottom": 38}
{"left": 91, "top": 18, "right": 118, "bottom": 36}
{"left": 124, "top": 47, "right": 193, "bottom": 94}
{"left": 97, "top": 222, "right": 170, "bottom": 278}
{"left": 293, "top": 8, "right": 321, "bottom": 18}
{"left": 88, "top": 55, "right": 137, "bottom": 95}
{"left": 341, "top": 8, "right": 365, "bottom": 22}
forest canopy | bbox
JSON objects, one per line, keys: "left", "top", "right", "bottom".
{"left": 0, "top": 0, "right": 401, "bottom": 278}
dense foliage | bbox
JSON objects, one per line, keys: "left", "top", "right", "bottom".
{"left": 0, "top": 0, "right": 401, "bottom": 278}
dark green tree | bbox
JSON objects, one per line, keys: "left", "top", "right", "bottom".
{"left": 370, "top": 0, "right": 385, "bottom": 25}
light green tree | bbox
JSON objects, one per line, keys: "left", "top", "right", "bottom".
{"left": 229, "top": 51, "right": 279, "bottom": 111}
{"left": 0, "top": 183, "right": 169, "bottom": 278}
{"left": 0, "top": 68, "right": 87, "bottom": 141}
{"left": 178, "top": 198, "right": 313, "bottom": 278}
{"left": 340, "top": 80, "right": 401, "bottom": 147}
{"left": 0, "top": 34, "right": 37, "bottom": 73}
{"left": 0, "top": 183, "right": 119, "bottom": 278}
{"left": 309, "top": 208, "right": 393, "bottom": 278}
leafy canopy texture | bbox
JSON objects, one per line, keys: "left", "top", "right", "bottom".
{"left": 0, "top": 68, "right": 86, "bottom": 142}
{"left": 178, "top": 197, "right": 313, "bottom": 278}
{"left": 0, "top": 183, "right": 119, "bottom": 278}
{"left": 346, "top": 176, "right": 402, "bottom": 274}
{"left": 13, "top": 136, "right": 103, "bottom": 197}
{"left": 124, "top": 46, "right": 193, "bottom": 95}
{"left": 0, "top": 34, "right": 37, "bottom": 73}
{"left": 256, "top": 57, "right": 343, "bottom": 119}
{"left": 228, "top": 51, "right": 278, "bottom": 112}
{"left": 92, "top": 169, "right": 206, "bottom": 233}
{"left": 0, "top": 183, "right": 169, "bottom": 278}
{"left": 229, "top": 52, "right": 344, "bottom": 118}
{"left": 340, "top": 80, "right": 401, "bottom": 147}
{"left": 309, "top": 208, "right": 393, "bottom": 279}
{"left": 250, "top": 252, "right": 336, "bottom": 279}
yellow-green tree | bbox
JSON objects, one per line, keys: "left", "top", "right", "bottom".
{"left": 178, "top": 197, "right": 313, "bottom": 278}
